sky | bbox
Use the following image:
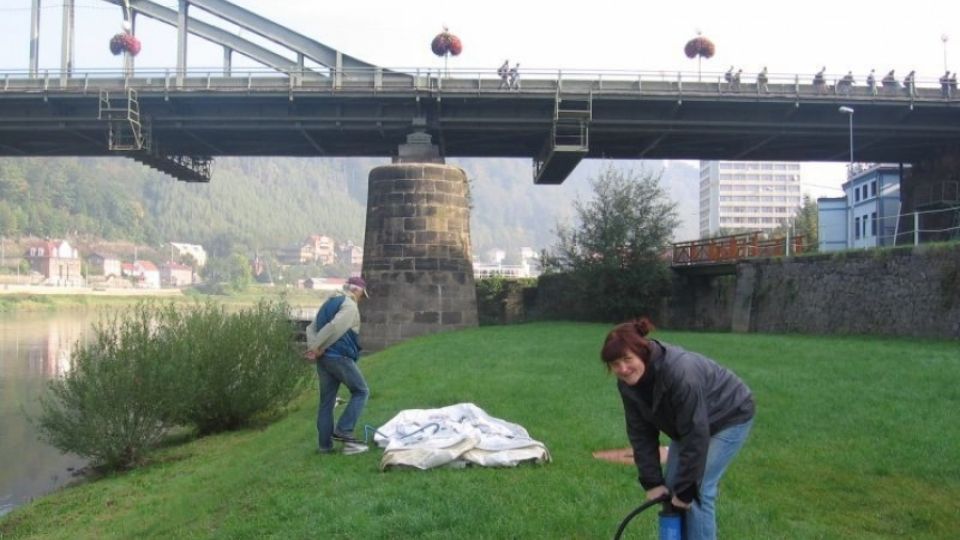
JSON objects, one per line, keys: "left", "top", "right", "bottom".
{"left": 0, "top": 0, "right": 957, "bottom": 200}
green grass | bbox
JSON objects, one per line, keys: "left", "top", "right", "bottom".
{"left": 2, "top": 323, "right": 958, "bottom": 539}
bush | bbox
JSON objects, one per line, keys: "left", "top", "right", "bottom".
{"left": 34, "top": 300, "right": 310, "bottom": 471}
{"left": 166, "top": 300, "right": 308, "bottom": 434}
{"left": 35, "top": 304, "right": 183, "bottom": 470}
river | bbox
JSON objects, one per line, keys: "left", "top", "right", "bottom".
{"left": 0, "top": 312, "right": 93, "bottom": 518}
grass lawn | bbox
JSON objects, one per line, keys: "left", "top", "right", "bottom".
{"left": 1, "top": 323, "right": 958, "bottom": 539}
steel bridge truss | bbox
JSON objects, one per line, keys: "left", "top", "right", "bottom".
{"left": 31, "top": 0, "right": 395, "bottom": 181}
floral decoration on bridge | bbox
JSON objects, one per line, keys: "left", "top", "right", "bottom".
{"left": 431, "top": 27, "right": 463, "bottom": 57}
{"left": 109, "top": 32, "right": 142, "bottom": 57}
{"left": 684, "top": 35, "right": 715, "bottom": 59}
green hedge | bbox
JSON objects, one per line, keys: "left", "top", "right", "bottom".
{"left": 34, "top": 300, "right": 308, "bottom": 471}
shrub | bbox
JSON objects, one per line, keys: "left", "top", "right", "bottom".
{"left": 34, "top": 304, "right": 182, "bottom": 470}
{"left": 167, "top": 300, "right": 308, "bottom": 434}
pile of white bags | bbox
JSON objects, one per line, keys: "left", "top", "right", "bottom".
{"left": 373, "top": 403, "right": 551, "bottom": 471}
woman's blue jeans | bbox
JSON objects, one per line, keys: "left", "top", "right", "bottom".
{"left": 316, "top": 355, "right": 369, "bottom": 451}
{"left": 665, "top": 418, "right": 754, "bottom": 540}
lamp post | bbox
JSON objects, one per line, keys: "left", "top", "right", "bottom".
{"left": 838, "top": 106, "right": 854, "bottom": 171}
{"left": 943, "top": 34, "right": 950, "bottom": 72}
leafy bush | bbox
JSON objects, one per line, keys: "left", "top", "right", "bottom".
{"left": 476, "top": 277, "right": 538, "bottom": 325}
{"left": 166, "top": 300, "right": 308, "bottom": 434}
{"left": 35, "top": 304, "right": 183, "bottom": 470}
{"left": 34, "top": 300, "right": 309, "bottom": 471}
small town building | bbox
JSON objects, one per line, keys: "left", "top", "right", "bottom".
{"left": 25, "top": 239, "right": 83, "bottom": 286}
{"left": 87, "top": 252, "right": 122, "bottom": 277}
{"left": 818, "top": 164, "right": 902, "bottom": 252}
{"left": 160, "top": 261, "right": 193, "bottom": 287}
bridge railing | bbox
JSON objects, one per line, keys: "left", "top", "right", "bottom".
{"left": 0, "top": 66, "right": 956, "bottom": 102}
{"left": 672, "top": 231, "right": 808, "bottom": 266}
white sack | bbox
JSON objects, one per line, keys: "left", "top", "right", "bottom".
{"left": 374, "top": 403, "right": 551, "bottom": 471}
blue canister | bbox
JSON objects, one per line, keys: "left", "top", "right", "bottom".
{"left": 658, "top": 506, "right": 683, "bottom": 540}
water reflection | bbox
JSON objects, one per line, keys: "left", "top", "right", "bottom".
{"left": 0, "top": 313, "right": 93, "bottom": 517}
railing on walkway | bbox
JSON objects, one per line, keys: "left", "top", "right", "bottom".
{"left": 672, "top": 231, "right": 807, "bottom": 266}
{"left": 0, "top": 66, "right": 957, "bottom": 102}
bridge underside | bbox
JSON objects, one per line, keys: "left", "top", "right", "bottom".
{"left": 2, "top": 80, "right": 960, "bottom": 181}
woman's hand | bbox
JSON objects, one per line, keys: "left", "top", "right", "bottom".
{"left": 645, "top": 485, "right": 669, "bottom": 501}
{"left": 670, "top": 495, "right": 691, "bottom": 509}
{"left": 303, "top": 349, "right": 318, "bottom": 362}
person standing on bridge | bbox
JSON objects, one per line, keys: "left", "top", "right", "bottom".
{"left": 813, "top": 66, "right": 827, "bottom": 94}
{"left": 903, "top": 70, "right": 916, "bottom": 97}
{"left": 304, "top": 276, "right": 371, "bottom": 455}
{"left": 498, "top": 59, "right": 510, "bottom": 89}
{"left": 603, "top": 317, "right": 755, "bottom": 540}
{"left": 732, "top": 69, "right": 742, "bottom": 92}
{"left": 940, "top": 71, "right": 952, "bottom": 98}
{"left": 509, "top": 63, "right": 521, "bottom": 90}
{"left": 757, "top": 66, "right": 769, "bottom": 93}
{"left": 839, "top": 71, "right": 855, "bottom": 96}
{"left": 867, "top": 69, "right": 878, "bottom": 95}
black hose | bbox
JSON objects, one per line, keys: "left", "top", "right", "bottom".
{"left": 613, "top": 492, "right": 671, "bottom": 540}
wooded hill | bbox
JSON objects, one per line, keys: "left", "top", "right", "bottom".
{"left": 0, "top": 156, "right": 698, "bottom": 262}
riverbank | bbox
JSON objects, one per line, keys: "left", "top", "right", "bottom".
{"left": 0, "top": 284, "right": 327, "bottom": 313}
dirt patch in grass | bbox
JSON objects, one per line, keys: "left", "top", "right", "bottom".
{"left": 593, "top": 446, "right": 668, "bottom": 465}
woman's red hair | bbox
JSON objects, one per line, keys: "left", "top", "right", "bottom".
{"left": 601, "top": 318, "right": 656, "bottom": 369}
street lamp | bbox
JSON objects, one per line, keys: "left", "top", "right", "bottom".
{"left": 838, "top": 106, "right": 854, "bottom": 168}
{"left": 943, "top": 34, "right": 950, "bottom": 72}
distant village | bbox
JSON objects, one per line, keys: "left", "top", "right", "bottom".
{"left": 13, "top": 235, "right": 541, "bottom": 290}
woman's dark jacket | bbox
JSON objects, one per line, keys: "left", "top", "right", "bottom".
{"left": 618, "top": 340, "right": 754, "bottom": 503}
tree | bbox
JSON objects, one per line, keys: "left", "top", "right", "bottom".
{"left": 773, "top": 195, "right": 818, "bottom": 252}
{"left": 543, "top": 164, "right": 679, "bottom": 321}
{"left": 201, "top": 252, "right": 252, "bottom": 294}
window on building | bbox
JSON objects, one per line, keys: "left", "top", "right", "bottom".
{"left": 855, "top": 187, "right": 861, "bottom": 202}
{"left": 871, "top": 181, "right": 877, "bottom": 197}
{"left": 855, "top": 217, "right": 861, "bottom": 239}
{"left": 871, "top": 212, "right": 877, "bottom": 236}
{"left": 863, "top": 215, "right": 868, "bottom": 238}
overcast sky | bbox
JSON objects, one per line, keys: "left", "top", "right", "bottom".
{"left": 0, "top": 0, "right": 956, "bottom": 198}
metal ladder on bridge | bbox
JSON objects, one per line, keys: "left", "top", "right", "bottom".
{"left": 98, "top": 88, "right": 146, "bottom": 152}
{"left": 553, "top": 91, "right": 592, "bottom": 149}
{"left": 534, "top": 91, "right": 592, "bottom": 184}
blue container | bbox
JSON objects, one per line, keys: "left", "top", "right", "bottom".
{"left": 658, "top": 509, "right": 683, "bottom": 540}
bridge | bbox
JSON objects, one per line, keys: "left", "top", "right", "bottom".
{"left": 671, "top": 232, "right": 809, "bottom": 276}
{"left": 7, "top": 0, "right": 960, "bottom": 350}
{"left": 4, "top": 0, "right": 960, "bottom": 184}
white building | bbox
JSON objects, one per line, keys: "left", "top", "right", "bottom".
{"left": 699, "top": 161, "right": 805, "bottom": 237}
{"left": 473, "top": 247, "right": 541, "bottom": 279}
{"left": 169, "top": 242, "right": 207, "bottom": 267}
{"left": 818, "top": 164, "right": 902, "bottom": 252}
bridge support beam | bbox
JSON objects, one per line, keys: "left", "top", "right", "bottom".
{"left": 177, "top": 0, "right": 189, "bottom": 87}
{"left": 29, "top": 0, "right": 40, "bottom": 78}
{"left": 60, "top": 0, "right": 75, "bottom": 86}
{"left": 360, "top": 163, "right": 479, "bottom": 351}
{"left": 899, "top": 146, "right": 960, "bottom": 244}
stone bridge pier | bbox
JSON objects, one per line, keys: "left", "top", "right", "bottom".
{"left": 360, "top": 151, "right": 479, "bottom": 351}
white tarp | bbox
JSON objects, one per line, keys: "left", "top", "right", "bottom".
{"left": 373, "top": 403, "right": 551, "bottom": 471}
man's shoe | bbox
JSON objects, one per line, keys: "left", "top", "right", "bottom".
{"left": 332, "top": 432, "right": 364, "bottom": 444}
{"left": 341, "top": 441, "right": 369, "bottom": 455}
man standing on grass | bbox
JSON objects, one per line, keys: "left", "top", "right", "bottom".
{"left": 304, "top": 276, "right": 370, "bottom": 455}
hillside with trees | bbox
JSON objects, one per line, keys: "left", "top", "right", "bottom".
{"left": 0, "top": 156, "right": 698, "bottom": 263}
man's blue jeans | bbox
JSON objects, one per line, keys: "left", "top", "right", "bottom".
{"left": 665, "top": 418, "right": 754, "bottom": 540}
{"left": 316, "top": 355, "right": 369, "bottom": 451}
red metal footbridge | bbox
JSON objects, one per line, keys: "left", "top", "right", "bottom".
{"left": 671, "top": 231, "right": 808, "bottom": 275}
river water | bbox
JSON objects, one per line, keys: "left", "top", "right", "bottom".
{"left": 0, "top": 312, "right": 93, "bottom": 518}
